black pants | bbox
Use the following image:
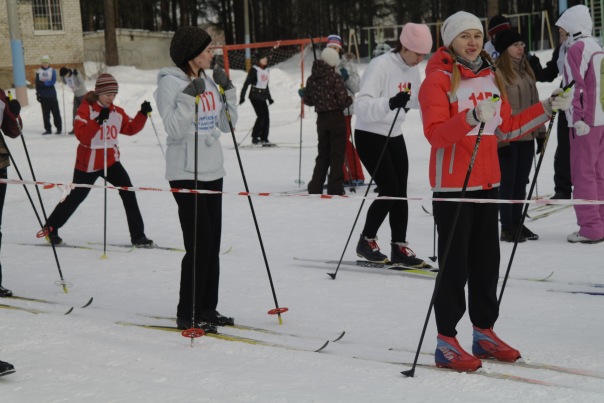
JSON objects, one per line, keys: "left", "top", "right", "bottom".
{"left": 355, "top": 130, "right": 409, "bottom": 242}
{"left": 498, "top": 141, "right": 534, "bottom": 230}
{"left": 554, "top": 112, "right": 572, "bottom": 195}
{"left": 0, "top": 168, "right": 6, "bottom": 286}
{"left": 250, "top": 99, "right": 270, "bottom": 141}
{"left": 307, "top": 110, "right": 346, "bottom": 195}
{"left": 41, "top": 97, "right": 62, "bottom": 132}
{"left": 171, "top": 179, "right": 223, "bottom": 320}
{"left": 46, "top": 162, "right": 145, "bottom": 241}
{"left": 433, "top": 188, "right": 500, "bottom": 337}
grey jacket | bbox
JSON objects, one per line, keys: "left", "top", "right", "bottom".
{"left": 155, "top": 67, "right": 238, "bottom": 182}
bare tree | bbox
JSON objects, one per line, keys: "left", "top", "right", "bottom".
{"left": 104, "top": 0, "right": 119, "bottom": 66}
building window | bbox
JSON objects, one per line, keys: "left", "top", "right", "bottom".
{"left": 33, "top": 0, "right": 64, "bottom": 31}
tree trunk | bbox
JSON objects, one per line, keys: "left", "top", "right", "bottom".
{"left": 104, "top": 0, "right": 119, "bottom": 66}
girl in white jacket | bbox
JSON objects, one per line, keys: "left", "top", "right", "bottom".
{"left": 354, "top": 23, "right": 432, "bottom": 268}
{"left": 155, "top": 26, "right": 238, "bottom": 334}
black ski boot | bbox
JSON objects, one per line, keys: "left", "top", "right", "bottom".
{"left": 0, "top": 360, "right": 15, "bottom": 377}
{"left": 132, "top": 236, "right": 154, "bottom": 248}
{"left": 176, "top": 317, "right": 217, "bottom": 334}
{"left": 0, "top": 285, "right": 13, "bottom": 298}
{"left": 45, "top": 227, "right": 63, "bottom": 245}
{"left": 356, "top": 235, "right": 388, "bottom": 263}
{"left": 390, "top": 242, "right": 428, "bottom": 268}
{"left": 200, "top": 310, "right": 234, "bottom": 326}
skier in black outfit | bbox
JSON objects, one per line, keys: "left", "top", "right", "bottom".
{"left": 240, "top": 55, "right": 275, "bottom": 146}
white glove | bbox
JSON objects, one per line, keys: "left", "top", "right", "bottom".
{"left": 550, "top": 88, "right": 572, "bottom": 111}
{"left": 466, "top": 99, "right": 497, "bottom": 126}
{"left": 574, "top": 120, "right": 590, "bottom": 136}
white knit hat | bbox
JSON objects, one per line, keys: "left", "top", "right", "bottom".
{"left": 441, "top": 11, "right": 484, "bottom": 47}
{"left": 321, "top": 47, "right": 340, "bottom": 67}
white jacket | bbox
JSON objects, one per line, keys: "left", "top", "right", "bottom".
{"left": 155, "top": 67, "right": 238, "bottom": 182}
{"left": 354, "top": 51, "right": 421, "bottom": 136}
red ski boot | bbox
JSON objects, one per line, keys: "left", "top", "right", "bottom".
{"left": 472, "top": 326, "right": 521, "bottom": 362}
{"left": 435, "top": 334, "right": 482, "bottom": 372}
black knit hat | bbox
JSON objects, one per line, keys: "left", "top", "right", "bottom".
{"left": 488, "top": 14, "right": 511, "bottom": 37}
{"left": 494, "top": 29, "right": 523, "bottom": 54}
{"left": 170, "top": 27, "right": 212, "bottom": 66}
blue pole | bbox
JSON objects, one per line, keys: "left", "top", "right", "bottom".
{"left": 10, "top": 39, "right": 27, "bottom": 88}
{"left": 559, "top": 0, "right": 568, "bottom": 14}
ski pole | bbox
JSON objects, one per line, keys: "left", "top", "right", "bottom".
{"left": 328, "top": 107, "right": 401, "bottom": 280}
{"left": 498, "top": 82, "right": 574, "bottom": 304}
{"left": 6, "top": 91, "right": 70, "bottom": 293}
{"left": 237, "top": 126, "right": 253, "bottom": 147}
{"left": 179, "top": 93, "right": 206, "bottom": 344}
{"left": 147, "top": 112, "right": 165, "bottom": 159}
{"left": 429, "top": 221, "right": 437, "bottom": 262}
{"left": 402, "top": 96, "right": 499, "bottom": 378}
{"left": 295, "top": 89, "right": 305, "bottom": 186}
{"left": 61, "top": 82, "right": 66, "bottom": 134}
{"left": 215, "top": 78, "right": 288, "bottom": 325}
{"left": 101, "top": 119, "right": 108, "bottom": 260}
{"left": 343, "top": 155, "right": 356, "bottom": 193}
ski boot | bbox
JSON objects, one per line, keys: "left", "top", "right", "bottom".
{"left": 390, "top": 242, "right": 428, "bottom": 268}
{"left": 176, "top": 317, "right": 217, "bottom": 334}
{"left": 0, "top": 360, "right": 15, "bottom": 377}
{"left": 200, "top": 310, "right": 235, "bottom": 326}
{"left": 435, "top": 334, "right": 482, "bottom": 372}
{"left": 472, "top": 326, "right": 521, "bottom": 362}
{"left": 356, "top": 235, "right": 388, "bottom": 263}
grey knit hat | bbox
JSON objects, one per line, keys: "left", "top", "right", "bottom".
{"left": 170, "top": 27, "right": 212, "bottom": 66}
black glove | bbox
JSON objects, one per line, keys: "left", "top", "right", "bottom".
{"left": 73, "top": 68, "right": 78, "bottom": 76}
{"left": 528, "top": 55, "right": 542, "bottom": 73}
{"left": 8, "top": 99, "right": 21, "bottom": 117}
{"left": 140, "top": 101, "right": 152, "bottom": 115}
{"left": 213, "top": 68, "right": 234, "bottom": 90}
{"left": 36, "top": 92, "right": 42, "bottom": 103}
{"left": 268, "top": 98, "right": 274, "bottom": 105}
{"left": 536, "top": 137, "right": 545, "bottom": 155}
{"left": 389, "top": 91, "right": 410, "bottom": 110}
{"left": 95, "top": 107, "right": 110, "bottom": 125}
{"left": 182, "top": 77, "right": 206, "bottom": 97}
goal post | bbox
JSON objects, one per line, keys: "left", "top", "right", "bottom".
{"left": 215, "top": 37, "right": 326, "bottom": 119}
{"left": 216, "top": 37, "right": 327, "bottom": 84}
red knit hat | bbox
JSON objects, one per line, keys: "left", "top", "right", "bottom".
{"left": 95, "top": 73, "right": 119, "bottom": 95}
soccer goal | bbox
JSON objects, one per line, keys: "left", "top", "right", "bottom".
{"left": 215, "top": 37, "right": 327, "bottom": 83}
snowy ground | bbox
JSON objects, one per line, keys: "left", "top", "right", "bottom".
{"left": 1, "top": 49, "right": 603, "bottom": 402}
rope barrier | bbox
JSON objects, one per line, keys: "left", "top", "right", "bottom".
{"left": 2, "top": 178, "right": 602, "bottom": 206}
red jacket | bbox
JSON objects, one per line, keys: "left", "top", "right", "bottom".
{"left": 74, "top": 95, "right": 147, "bottom": 172}
{"left": 418, "top": 47, "right": 550, "bottom": 192}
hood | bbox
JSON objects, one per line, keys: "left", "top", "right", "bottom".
{"left": 556, "top": 5, "right": 593, "bottom": 41}
{"left": 425, "top": 47, "right": 455, "bottom": 76}
{"left": 311, "top": 59, "right": 334, "bottom": 78}
{"left": 157, "top": 66, "right": 189, "bottom": 85}
{"left": 425, "top": 46, "right": 494, "bottom": 79}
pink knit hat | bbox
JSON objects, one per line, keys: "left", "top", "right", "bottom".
{"left": 400, "top": 23, "right": 433, "bottom": 54}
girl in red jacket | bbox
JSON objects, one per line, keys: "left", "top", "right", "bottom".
{"left": 418, "top": 11, "right": 571, "bottom": 372}
{"left": 43, "top": 74, "right": 154, "bottom": 247}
